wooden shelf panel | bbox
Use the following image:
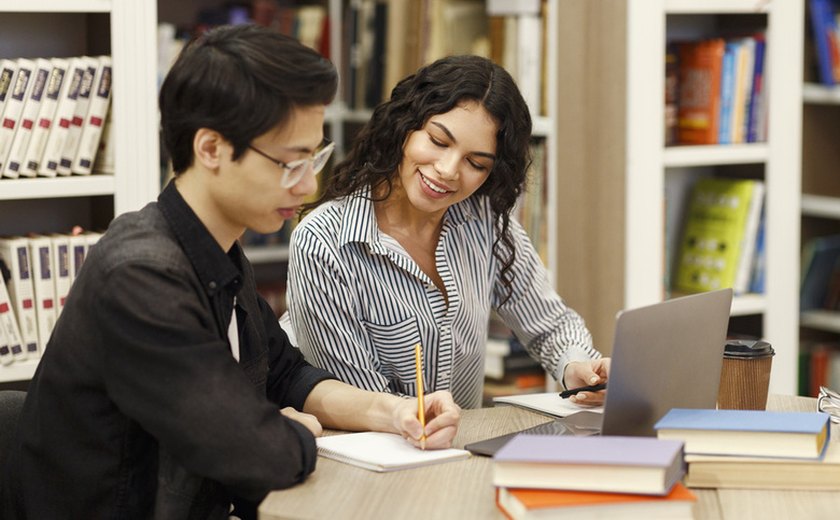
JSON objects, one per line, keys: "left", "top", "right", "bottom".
{"left": 0, "top": 0, "right": 110, "bottom": 13}
{"left": 243, "top": 245, "right": 290, "bottom": 265}
{"left": 665, "top": 0, "right": 770, "bottom": 14}
{"left": 801, "top": 309, "right": 840, "bottom": 334}
{"left": 803, "top": 83, "right": 840, "bottom": 105}
{"left": 0, "top": 358, "right": 39, "bottom": 383}
{"left": 0, "top": 176, "right": 115, "bottom": 201}
{"left": 664, "top": 144, "right": 768, "bottom": 168}
{"left": 802, "top": 194, "right": 840, "bottom": 220}
{"left": 731, "top": 293, "right": 767, "bottom": 316}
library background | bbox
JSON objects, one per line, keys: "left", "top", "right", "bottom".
{"left": 0, "top": 0, "right": 838, "bottom": 404}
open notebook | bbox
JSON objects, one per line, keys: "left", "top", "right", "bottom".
{"left": 316, "top": 432, "right": 470, "bottom": 472}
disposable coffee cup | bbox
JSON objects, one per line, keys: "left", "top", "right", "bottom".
{"left": 717, "top": 339, "right": 774, "bottom": 410}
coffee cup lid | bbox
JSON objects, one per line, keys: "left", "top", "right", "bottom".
{"left": 724, "top": 339, "right": 775, "bottom": 358}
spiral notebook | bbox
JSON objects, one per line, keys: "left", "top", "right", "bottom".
{"left": 316, "top": 432, "right": 470, "bottom": 472}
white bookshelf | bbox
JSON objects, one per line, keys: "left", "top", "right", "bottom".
{"left": 0, "top": 0, "right": 160, "bottom": 383}
{"left": 800, "top": 46, "right": 840, "bottom": 350}
{"left": 553, "top": 0, "right": 802, "bottom": 395}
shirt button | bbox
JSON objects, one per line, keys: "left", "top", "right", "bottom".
{"left": 208, "top": 281, "right": 217, "bottom": 290}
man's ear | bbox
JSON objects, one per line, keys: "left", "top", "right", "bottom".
{"left": 193, "top": 128, "right": 226, "bottom": 170}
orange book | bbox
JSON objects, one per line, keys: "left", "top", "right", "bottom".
{"left": 496, "top": 483, "right": 696, "bottom": 520}
{"left": 677, "top": 38, "right": 725, "bottom": 144}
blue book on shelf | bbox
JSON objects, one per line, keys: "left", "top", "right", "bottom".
{"left": 717, "top": 41, "right": 738, "bottom": 144}
{"left": 746, "top": 36, "right": 766, "bottom": 143}
{"left": 748, "top": 206, "right": 766, "bottom": 293}
{"left": 809, "top": 0, "right": 838, "bottom": 85}
{"left": 655, "top": 408, "right": 831, "bottom": 459}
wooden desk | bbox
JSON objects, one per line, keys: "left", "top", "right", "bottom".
{"left": 260, "top": 395, "right": 839, "bottom": 519}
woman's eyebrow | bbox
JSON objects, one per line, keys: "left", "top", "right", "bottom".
{"left": 430, "top": 121, "right": 496, "bottom": 160}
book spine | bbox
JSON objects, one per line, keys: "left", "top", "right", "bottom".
{"left": 810, "top": 0, "right": 837, "bottom": 85}
{"left": 71, "top": 56, "right": 112, "bottom": 175}
{"left": 0, "top": 309, "right": 11, "bottom": 366}
{"left": 734, "top": 181, "right": 764, "bottom": 294}
{"left": 0, "top": 58, "right": 37, "bottom": 177}
{"left": 746, "top": 37, "right": 766, "bottom": 143}
{"left": 68, "top": 234, "right": 89, "bottom": 283}
{"left": 0, "top": 59, "right": 17, "bottom": 123}
{"left": 21, "top": 58, "right": 69, "bottom": 176}
{"left": 4, "top": 58, "right": 52, "bottom": 178}
{"left": 57, "top": 56, "right": 97, "bottom": 176}
{"left": 29, "top": 237, "right": 56, "bottom": 354}
{"left": 0, "top": 275, "right": 25, "bottom": 364}
{"left": 0, "top": 239, "right": 39, "bottom": 358}
{"left": 718, "top": 42, "right": 737, "bottom": 145}
{"left": 50, "top": 235, "right": 72, "bottom": 318}
{"left": 39, "top": 58, "right": 84, "bottom": 177}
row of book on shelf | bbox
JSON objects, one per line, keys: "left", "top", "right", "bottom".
{"left": 800, "top": 343, "right": 840, "bottom": 398}
{"left": 666, "top": 33, "right": 767, "bottom": 146}
{"left": 492, "top": 408, "right": 835, "bottom": 519}
{"left": 0, "top": 232, "right": 102, "bottom": 367}
{"left": 158, "top": 2, "right": 329, "bottom": 88}
{"left": 801, "top": 233, "right": 840, "bottom": 313}
{"left": 342, "top": 0, "right": 548, "bottom": 115}
{"left": 671, "top": 177, "right": 765, "bottom": 296}
{"left": 0, "top": 55, "right": 112, "bottom": 179}
{"left": 808, "top": 0, "right": 840, "bottom": 86}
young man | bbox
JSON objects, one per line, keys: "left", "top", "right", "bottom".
{"left": 1, "top": 25, "right": 460, "bottom": 519}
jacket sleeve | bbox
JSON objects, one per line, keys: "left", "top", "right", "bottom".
{"left": 96, "top": 259, "right": 316, "bottom": 501}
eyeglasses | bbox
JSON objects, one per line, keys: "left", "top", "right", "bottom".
{"left": 248, "top": 138, "right": 335, "bottom": 188}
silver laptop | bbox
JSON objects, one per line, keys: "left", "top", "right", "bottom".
{"left": 465, "top": 288, "right": 733, "bottom": 456}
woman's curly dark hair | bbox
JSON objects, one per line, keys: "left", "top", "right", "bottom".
{"left": 307, "top": 55, "right": 532, "bottom": 304}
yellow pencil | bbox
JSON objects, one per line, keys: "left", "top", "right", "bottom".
{"left": 414, "top": 343, "right": 426, "bottom": 450}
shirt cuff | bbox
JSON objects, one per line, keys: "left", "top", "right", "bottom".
{"left": 553, "top": 347, "right": 601, "bottom": 390}
{"left": 286, "top": 365, "right": 337, "bottom": 411}
{"left": 285, "top": 418, "right": 318, "bottom": 481}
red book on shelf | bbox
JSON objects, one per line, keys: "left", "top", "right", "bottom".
{"left": 677, "top": 38, "right": 725, "bottom": 145}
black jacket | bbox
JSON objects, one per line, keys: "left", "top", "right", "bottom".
{"left": 1, "top": 181, "right": 335, "bottom": 518}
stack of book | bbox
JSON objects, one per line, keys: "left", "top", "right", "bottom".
{"left": 0, "top": 231, "right": 101, "bottom": 366}
{"left": 655, "top": 408, "right": 838, "bottom": 490}
{"left": 671, "top": 33, "right": 767, "bottom": 146}
{"left": 492, "top": 435, "right": 697, "bottom": 519}
{"left": 0, "top": 55, "right": 112, "bottom": 180}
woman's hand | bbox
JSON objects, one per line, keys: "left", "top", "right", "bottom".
{"left": 392, "top": 390, "right": 461, "bottom": 449}
{"left": 563, "top": 358, "right": 611, "bottom": 406}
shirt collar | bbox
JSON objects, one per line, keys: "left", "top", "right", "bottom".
{"left": 337, "top": 187, "right": 481, "bottom": 251}
{"left": 158, "top": 180, "right": 243, "bottom": 296}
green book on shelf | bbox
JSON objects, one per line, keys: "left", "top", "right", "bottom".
{"left": 673, "top": 178, "right": 764, "bottom": 294}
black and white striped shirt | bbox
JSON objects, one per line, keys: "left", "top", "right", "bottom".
{"left": 286, "top": 189, "right": 600, "bottom": 409}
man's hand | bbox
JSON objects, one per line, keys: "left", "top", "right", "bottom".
{"left": 280, "top": 406, "right": 323, "bottom": 437}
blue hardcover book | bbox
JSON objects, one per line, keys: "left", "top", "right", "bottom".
{"left": 746, "top": 36, "right": 765, "bottom": 143}
{"left": 748, "top": 206, "right": 765, "bottom": 294}
{"left": 655, "top": 409, "right": 831, "bottom": 459}
{"left": 809, "top": 0, "right": 837, "bottom": 85}
{"left": 717, "top": 41, "right": 738, "bottom": 144}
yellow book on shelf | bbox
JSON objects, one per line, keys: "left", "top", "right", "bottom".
{"left": 673, "top": 178, "right": 764, "bottom": 295}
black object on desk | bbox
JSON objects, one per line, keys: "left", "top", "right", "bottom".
{"left": 559, "top": 383, "right": 607, "bottom": 399}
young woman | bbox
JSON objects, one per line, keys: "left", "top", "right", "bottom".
{"left": 286, "top": 55, "right": 609, "bottom": 409}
